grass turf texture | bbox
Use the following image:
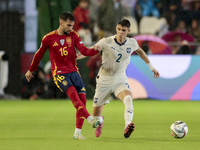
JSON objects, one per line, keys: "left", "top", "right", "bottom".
{"left": 0, "top": 100, "right": 200, "bottom": 150}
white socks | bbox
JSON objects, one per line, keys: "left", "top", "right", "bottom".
{"left": 93, "top": 116, "right": 104, "bottom": 124}
{"left": 75, "top": 128, "right": 81, "bottom": 134}
{"left": 123, "top": 95, "right": 134, "bottom": 128}
{"left": 86, "top": 116, "right": 94, "bottom": 124}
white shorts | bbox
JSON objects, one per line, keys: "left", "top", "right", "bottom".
{"left": 93, "top": 75, "right": 132, "bottom": 107}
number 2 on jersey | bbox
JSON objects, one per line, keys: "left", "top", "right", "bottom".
{"left": 116, "top": 53, "right": 122, "bottom": 63}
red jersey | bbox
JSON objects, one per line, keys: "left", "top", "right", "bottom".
{"left": 73, "top": 6, "right": 89, "bottom": 31}
{"left": 29, "top": 30, "right": 98, "bottom": 76}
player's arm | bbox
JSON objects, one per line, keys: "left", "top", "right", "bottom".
{"left": 74, "top": 31, "right": 101, "bottom": 56}
{"left": 25, "top": 36, "right": 48, "bottom": 82}
{"left": 76, "top": 44, "right": 102, "bottom": 60}
{"left": 135, "top": 47, "right": 160, "bottom": 78}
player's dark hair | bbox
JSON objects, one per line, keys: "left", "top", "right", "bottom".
{"left": 59, "top": 12, "right": 75, "bottom": 21}
{"left": 117, "top": 19, "right": 131, "bottom": 28}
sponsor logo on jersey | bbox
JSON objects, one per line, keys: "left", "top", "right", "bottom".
{"left": 53, "top": 42, "right": 58, "bottom": 47}
{"left": 126, "top": 48, "right": 131, "bottom": 53}
{"left": 111, "top": 47, "right": 115, "bottom": 50}
{"left": 79, "top": 41, "right": 83, "bottom": 44}
{"left": 62, "top": 80, "right": 68, "bottom": 86}
{"left": 60, "top": 39, "right": 65, "bottom": 46}
{"left": 66, "top": 37, "right": 71, "bottom": 47}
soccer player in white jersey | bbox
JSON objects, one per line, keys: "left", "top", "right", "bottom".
{"left": 77, "top": 19, "right": 160, "bottom": 138}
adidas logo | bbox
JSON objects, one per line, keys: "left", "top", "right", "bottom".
{"left": 53, "top": 42, "right": 58, "bottom": 46}
{"left": 81, "top": 87, "right": 86, "bottom": 91}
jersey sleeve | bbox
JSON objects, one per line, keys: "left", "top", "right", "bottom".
{"left": 74, "top": 31, "right": 99, "bottom": 56}
{"left": 131, "top": 38, "right": 139, "bottom": 52}
{"left": 29, "top": 36, "right": 49, "bottom": 72}
{"left": 95, "top": 38, "right": 105, "bottom": 50}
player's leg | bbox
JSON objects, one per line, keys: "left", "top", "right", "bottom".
{"left": 92, "top": 83, "right": 112, "bottom": 137}
{"left": 117, "top": 90, "right": 135, "bottom": 138}
{"left": 73, "top": 93, "right": 87, "bottom": 139}
{"left": 93, "top": 105, "right": 105, "bottom": 137}
{"left": 54, "top": 73, "right": 100, "bottom": 128}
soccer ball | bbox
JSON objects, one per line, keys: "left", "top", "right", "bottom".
{"left": 170, "top": 121, "right": 188, "bottom": 139}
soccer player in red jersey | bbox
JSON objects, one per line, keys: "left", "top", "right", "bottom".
{"left": 25, "top": 12, "right": 101, "bottom": 140}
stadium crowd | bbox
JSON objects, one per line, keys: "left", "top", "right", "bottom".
{"left": 74, "top": 0, "right": 200, "bottom": 55}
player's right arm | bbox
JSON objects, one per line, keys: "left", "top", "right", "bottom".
{"left": 25, "top": 36, "right": 49, "bottom": 82}
{"left": 136, "top": 47, "right": 160, "bottom": 78}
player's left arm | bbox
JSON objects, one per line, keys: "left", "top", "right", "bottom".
{"left": 74, "top": 32, "right": 100, "bottom": 56}
{"left": 76, "top": 45, "right": 101, "bottom": 60}
{"left": 136, "top": 47, "right": 160, "bottom": 78}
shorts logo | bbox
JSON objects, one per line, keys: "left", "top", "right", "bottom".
{"left": 126, "top": 48, "right": 131, "bottom": 53}
{"left": 81, "top": 87, "right": 86, "bottom": 91}
{"left": 62, "top": 80, "right": 68, "bottom": 86}
{"left": 94, "top": 98, "right": 98, "bottom": 103}
{"left": 125, "top": 83, "right": 130, "bottom": 89}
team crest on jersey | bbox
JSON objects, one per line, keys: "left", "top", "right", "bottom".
{"left": 60, "top": 39, "right": 65, "bottom": 46}
{"left": 126, "top": 48, "right": 131, "bottom": 53}
{"left": 66, "top": 37, "right": 71, "bottom": 47}
{"left": 62, "top": 80, "right": 68, "bottom": 86}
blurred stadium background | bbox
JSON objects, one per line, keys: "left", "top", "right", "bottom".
{"left": 0, "top": 0, "right": 200, "bottom": 100}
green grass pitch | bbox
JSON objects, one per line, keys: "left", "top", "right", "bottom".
{"left": 0, "top": 100, "right": 200, "bottom": 150}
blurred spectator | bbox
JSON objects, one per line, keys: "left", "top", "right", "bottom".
{"left": 171, "top": 34, "right": 182, "bottom": 54}
{"left": 21, "top": 66, "right": 47, "bottom": 100}
{"left": 138, "top": 0, "right": 160, "bottom": 18}
{"left": 98, "top": 0, "right": 124, "bottom": 38}
{"left": 86, "top": 54, "right": 102, "bottom": 87}
{"left": 174, "top": 20, "right": 187, "bottom": 33}
{"left": 141, "top": 41, "right": 151, "bottom": 54}
{"left": 73, "top": 0, "right": 92, "bottom": 46}
{"left": 187, "top": 1, "right": 200, "bottom": 21}
{"left": 88, "top": 0, "right": 104, "bottom": 41}
{"left": 188, "top": 18, "right": 200, "bottom": 42}
{"left": 159, "top": 0, "right": 182, "bottom": 17}
{"left": 121, "top": 0, "right": 137, "bottom": 17}
{"left": 176, "top": 40, "right": 191, "bottom": 54}
{"left": 159, "top": 0, "right": 182, "bottom": 31}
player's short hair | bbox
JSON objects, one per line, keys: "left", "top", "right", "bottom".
{"left": 117, "top": 19, "right": 131, "bottom": 28}
{"left": 59, "top": 12, "right": 75, "bottom": 21}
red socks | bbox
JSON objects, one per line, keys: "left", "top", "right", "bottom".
{"left": 76, "top": 93, "right": 87, "bottom": 129}
{"left": 66, "top": 86, "right": 89, "bottom": 129}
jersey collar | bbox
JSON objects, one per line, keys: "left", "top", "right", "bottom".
{"left": 114, "top": 37, "right": 127, "bottom": 46}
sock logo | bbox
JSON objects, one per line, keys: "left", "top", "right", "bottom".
{"left": 127, "top": 111, "right": 132, "bottom": 114}
{"left": 78, "top": 106, "right": 83, "bottom": 111}
{"left": 73, "top": 101, "right": 78, "bottom": 106}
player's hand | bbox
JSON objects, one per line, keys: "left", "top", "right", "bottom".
{"left": 94, "top": 45, "right": 102, "bottom": 51}
{"left": 152, "top": 69, "right": 160, "bottom": 78}
{"left": 25, "top": 70, "right": 34, "bottom": 82}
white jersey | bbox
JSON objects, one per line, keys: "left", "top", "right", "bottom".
{"left": 97, "top": 35, "right": 139, "bottom": 77}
